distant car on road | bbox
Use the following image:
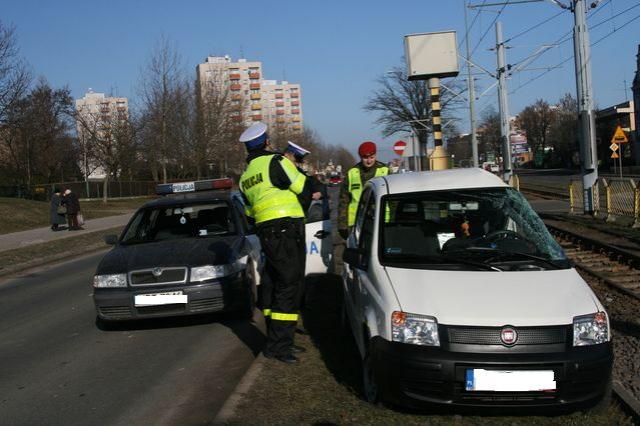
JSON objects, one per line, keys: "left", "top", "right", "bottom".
{"left": 93, "top": 178, "right": 262, "bottom": 322}
{"left": 328, "top": 175, "right": 342, "bottom": 186}
{"left": 483, "top": 162, "right": 500, "bottom": 174}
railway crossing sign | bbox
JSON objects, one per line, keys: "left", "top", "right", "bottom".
{"left": 610, "top": 143, "right": 619, "bottom": 152}
{"left": 393, "top": 140, "right": 407, "bottom": 156}
{"left": 611, "top": 125, "right": 628, "bottom": 144}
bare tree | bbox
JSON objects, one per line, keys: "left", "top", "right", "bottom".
{"left": 0, "top": 21, "right": 31, "bottom": 126}
{"left": 1, "top": 78, "right": 76, "bottom": 186}
{"left": 137, "top": 36, "right": 189, "bottom": 183}
{"left": 363, "top": 64, "right": 465, "bottom": 147}
{"left": 194, "top": 68, "right": 243, "bottom": 179}
{"left": 516, "top": 99, "right": 554, "bottom": 161}
{"left": 477, "top": 106, "right": 502, "bottom": 159}
{"left": 548, "top": 93, "right": 578, "bottom": 167}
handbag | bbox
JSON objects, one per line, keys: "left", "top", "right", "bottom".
{"left": 57, "top": 205, "right": 67, "bottom": 215}
{"left": 77, "top": 213, "right": 84, "bottom": 226}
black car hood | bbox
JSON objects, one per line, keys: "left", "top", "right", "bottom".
{"left": 96, "top": 236, "right": 244, "bottom": 274}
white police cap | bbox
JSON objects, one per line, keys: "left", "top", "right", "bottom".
{"left": 239, "top": 122, "right": 268, "bottom": 148}
{"left": 286, "top": 141, "right": 310, "bottom": 159}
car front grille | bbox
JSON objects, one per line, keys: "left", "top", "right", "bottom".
{"left": 445, "top": 326, "right": 568, "bottom": 345}
{"left": 99, "top": 306, "right": 132, "bottom": 318}
{"left": 189, "top": 298, "right": 224, "bottom": 312}
{"left": 129, "top": 267, "right": 187, "bottom": 286}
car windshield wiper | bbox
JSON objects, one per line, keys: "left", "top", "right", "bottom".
{"left": 448, "top": 246, "right": 563, "bottom": 270}
{"left": 384, "top": 253, "right": 502, "bottom": 271}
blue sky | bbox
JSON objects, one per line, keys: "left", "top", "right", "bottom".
{"left": 4, "top": 0, "right": 639, "bottom": 162}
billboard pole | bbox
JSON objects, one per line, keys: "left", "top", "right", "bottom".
{"left": 428, "top": 77, "right": 449, "bottom": 170}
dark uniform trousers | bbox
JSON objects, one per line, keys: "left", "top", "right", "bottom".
{"left": 257, "top": 217, "right": 306, "bottom": 356}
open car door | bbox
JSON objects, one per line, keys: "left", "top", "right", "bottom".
{"left": 305, "top": 199, "right": 333, "bottom": 275}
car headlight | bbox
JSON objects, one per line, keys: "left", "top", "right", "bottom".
{"left": 191, "top": 259, "right": 246, "bottom": 282}
{"left": 392, "top": 311, "right": 440, "bottom": 346}
{"left": 573, "top": 312, "right": 609, "bottom": 346}
{"left": 93, "top": 274, "right": 127, "bottom": 288}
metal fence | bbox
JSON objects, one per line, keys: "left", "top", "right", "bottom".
{"left": 0, "top": 181, "right": 159, "bottom": 201}
{"left": 569, "top": 178, "right": 640, "bottom": 227}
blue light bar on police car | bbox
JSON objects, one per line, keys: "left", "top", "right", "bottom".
{"left": 155, "top": 178, "right": 233, "bottom": 195}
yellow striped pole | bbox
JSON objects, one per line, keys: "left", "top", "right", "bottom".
{"left": 428, "top": 78, "right": 450, "bottom": 170}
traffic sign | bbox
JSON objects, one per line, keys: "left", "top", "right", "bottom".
{"left": 611, "top": 152, "right": 619, "bottom": 159}
{"left": 393, "top": 140, "right": 407, "bottom": 156}
{"left": 610, "top": 143, "right": 619, "bottom": 152}
{"left": 611, "top": 125, "right": 628, "bottom": 144}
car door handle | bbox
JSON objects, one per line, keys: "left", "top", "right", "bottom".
{"left": 314, "top": 230, "right": 331, "bottom": 239}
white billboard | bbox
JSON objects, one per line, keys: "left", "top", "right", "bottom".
{"left": 404, "top": 31, "right": 459, "bottom": 80}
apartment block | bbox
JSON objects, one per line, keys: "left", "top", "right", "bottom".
{"left": 196, "top": 55, "right": 303, "bottom": 131}
{"left": 75, "top": 90, "right": 129, "bottom": 180}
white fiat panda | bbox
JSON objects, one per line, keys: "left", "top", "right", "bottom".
{"left": 342, "top": 168, "right": 612, "bottom": 412}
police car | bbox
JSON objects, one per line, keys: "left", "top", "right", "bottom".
{"left": 342, "top": 169, "right": 612, "bottom": 412}
{"left": 93, "top": 178, "right": 263, "bottom": 321}
{"left": 93, "top": 178, "right": 333, "bottom": 322}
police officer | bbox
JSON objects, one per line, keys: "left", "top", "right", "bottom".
{"left": 283, "top": 141, "right": 325, "bottom": 217}
{"left": 239, "top": 123, "right": 307, "bottom": 364}
{"left": 338, "top": 141, "right": 389, "bottom": 239}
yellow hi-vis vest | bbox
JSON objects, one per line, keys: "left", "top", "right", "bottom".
{"left": 347, "top": 166, "right": 389, "bottom": 226}
{"left": 240, "top": 154, "right": 305, "bottom": 224}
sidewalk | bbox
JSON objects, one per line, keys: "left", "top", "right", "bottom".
{"left": 0, "top": 213, "right": 133, "bottom": 253}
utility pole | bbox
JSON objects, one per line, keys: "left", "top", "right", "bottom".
{"left": 572, "top": 0, "right": 599, "bottom": 214}
{"left": 495, "top": 21, "right": 512, "bottom": 182}
{"left": 464, "top": 1, "right": 479, "bottom": 168}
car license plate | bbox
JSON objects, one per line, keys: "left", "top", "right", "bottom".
{"left": 172, "top": 182, "right": 195, "bottom": 193}
{"left": 465, "top": 369, "right": 556, "bottom": 392}
{"left": 134, "top": 291, "right": 187, "bottom": 306}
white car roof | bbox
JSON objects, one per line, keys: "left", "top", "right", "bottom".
{"left": 373, "top": 168, "right": 508, "bottom": 195}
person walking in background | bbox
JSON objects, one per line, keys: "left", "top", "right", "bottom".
{"left": 62, "top": 188, "right": 82, "bottom": 231}
{"left": 50, "top": 187, "right": 67, "bottom": 231}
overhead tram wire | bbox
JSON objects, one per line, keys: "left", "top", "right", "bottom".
{"left": 449, "top": 0, "right": 489, "bottom": 89}
{"left": 459, "top": 0, "right": 488, "bottom": 50}
{"left": 509, "top": 10, "right": 640, "bottom": 95}
{"left": 509, "top": 1, "right": 638, "bottom": 71}
{"left": 504, "top": 8, "right": 567, "bottom": 43}
{"left": 469, "top": 0, "right": 510, "bottom": 59}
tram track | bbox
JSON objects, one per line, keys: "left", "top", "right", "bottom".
{"left": 545, "top": 222, "right": 640, "bottom": 421}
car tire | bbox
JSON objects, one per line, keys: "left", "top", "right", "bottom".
{"left": 239, "top": 262, "right": 257, "bottom": 319}
{"left": 95, "top": 315, "right": 116, "bottom": 331}
{"left": 588, "top": 374, "right": 612, "bottom": 414}
{"left": 362, "top": 346, "right": 379, "bottom": 404}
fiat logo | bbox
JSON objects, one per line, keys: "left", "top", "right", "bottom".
{"left": 152, "top": 268, "right": 163, "bottom": 277}
{"left": 501, "top": 327, "right": 518, "bottom": 346}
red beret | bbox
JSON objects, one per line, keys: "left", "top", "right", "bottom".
{"left": 358, "top": 141, "right": 377, "bottom": 157}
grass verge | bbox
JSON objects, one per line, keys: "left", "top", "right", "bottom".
{"left": 0, "top": 226, "right": 123, "bottom": 276}
{"left": 0, "top": 196, "right": 152, "bottom": 234}
{"left": 229, "top": 275, "right": 633, "bottom": 425}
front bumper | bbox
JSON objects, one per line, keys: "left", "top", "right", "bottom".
{"left": 370, "top": 336, "right": 613, "bottom": 412}
{"left": 93, "top": 271, "right": 250, "bottom": 320}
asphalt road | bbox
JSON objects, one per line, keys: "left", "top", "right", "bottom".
{"left": 0, "top": 252, "right": 265, "bottom": 425}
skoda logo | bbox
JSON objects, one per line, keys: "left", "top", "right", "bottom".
{"left": 152, "top": 268, "right": 163, "bottom": 277}
{"left": 500, "top": 327, "right": 518, "bottom": 346}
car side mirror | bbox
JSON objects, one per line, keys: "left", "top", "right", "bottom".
{"left": 104, "top": 234, "right": 118, "bottom": 245}
{"left": 342, "top": 247, "right": 361, "bottom": 268}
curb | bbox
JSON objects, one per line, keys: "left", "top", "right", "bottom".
{"left": 0, "top": 243, "right": 109, "bottom": 280}
{"left": 213, "top": 354, "right": 266, "bottom": 425}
